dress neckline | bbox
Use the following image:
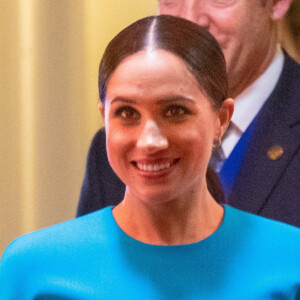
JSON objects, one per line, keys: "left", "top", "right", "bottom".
{"left": 105, "top": 205, "right": 230, "bottom": 249}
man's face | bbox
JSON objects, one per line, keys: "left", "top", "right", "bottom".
{"left": 158, "top": 0, "right": 277, "bottom": 97}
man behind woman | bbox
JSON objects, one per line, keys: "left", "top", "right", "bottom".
{"left": 78, "top": 0, "right": 300, "bottom": 228}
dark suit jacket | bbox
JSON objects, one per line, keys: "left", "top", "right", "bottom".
{"left": 224, "top": 53, "right": 300, "bottom": 226}
{"left": 77, "top": 53, "right": 300, "bottom": 227}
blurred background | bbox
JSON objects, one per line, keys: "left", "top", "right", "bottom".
{"left": 0, "top": 0, "right": 299, "bottom": 255}
{"left": 0, "top": 0, "right": 157, "bottom": 255}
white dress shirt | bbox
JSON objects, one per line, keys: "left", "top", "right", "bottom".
{"left": 222, "top": 47, "right": 284, "bottom": 159}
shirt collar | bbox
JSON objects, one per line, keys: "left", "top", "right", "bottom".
{"left": 231, "top": 47, "right": 284, "bottom": 133}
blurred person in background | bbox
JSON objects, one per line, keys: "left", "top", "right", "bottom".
{"left": 278, "top": 0, "right": 300, "bottom": 62}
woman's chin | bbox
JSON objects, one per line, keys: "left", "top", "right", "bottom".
{"left": 128, "top": 188, "right": 179, "bottom": 207}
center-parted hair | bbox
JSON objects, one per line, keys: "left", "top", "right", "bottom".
{"left": 98, "top": 15, "right": 228, "bottom": 109}
{"left": 98, "top": 15, "right": 227, "bottom": 203}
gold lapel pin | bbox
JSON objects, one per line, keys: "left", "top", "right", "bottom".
{"left": 267, "top": 145, "right": 284, "bottom": 161}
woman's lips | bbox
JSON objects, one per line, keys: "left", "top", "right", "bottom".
{"left": 132, "top": 159, "right": 179, "bottom": 172}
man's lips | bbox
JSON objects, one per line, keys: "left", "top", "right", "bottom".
{"left": 132, "top": 159, "right": 180, "bottom": 172}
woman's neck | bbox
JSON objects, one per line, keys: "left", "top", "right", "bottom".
{"left": 112, "top": 187, "right": 224, "bottom": 245}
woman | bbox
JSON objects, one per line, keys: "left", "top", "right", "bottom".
{"left": 1, "top": 15, "right": 299, "bottom": 299}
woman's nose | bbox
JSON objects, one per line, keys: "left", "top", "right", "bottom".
{"left": 137, "top": 120, "right": 168, "bottom": 151}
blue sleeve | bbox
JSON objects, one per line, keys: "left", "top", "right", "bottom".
{"left": 0, "top": 239, "right": 28, "bottom": 299}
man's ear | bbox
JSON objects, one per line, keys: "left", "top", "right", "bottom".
{"left": 98, "top": 101, "right": 105, "bottom": 118}
{"left": 271, "top": 0, "right": 293, "bottom": 20}
{"left": 217, "top": 98, "right": 234, "bottom": 138}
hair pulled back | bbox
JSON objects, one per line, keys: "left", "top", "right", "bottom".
{"left": 98, "top": 15, "right": 227, "bottom": 203}
{"left": 98, "top": 15, "right": 228, "bottom": 109}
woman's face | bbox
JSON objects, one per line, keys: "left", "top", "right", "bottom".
{"left": 102, "top": 50, "right": 232, "bottom": 205}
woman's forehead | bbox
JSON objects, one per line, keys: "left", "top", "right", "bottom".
{"left": 108, "top": 50, "right": 197, "bottom": 87}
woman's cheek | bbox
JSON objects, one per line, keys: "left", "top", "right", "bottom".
{"left": 107, "top": 126, "right": 136, "bottom": 156}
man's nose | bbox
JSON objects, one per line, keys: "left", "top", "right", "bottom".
{"left": 179, "top": 1, "right": 210, "bottom": 29}
{"left": 137, "top": 120, "right": 168, "bottom": 151}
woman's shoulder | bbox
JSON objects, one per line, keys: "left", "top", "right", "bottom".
{"left": 0, "top": 207, "right": 115, "bottom": 296}
{"left": 1, "top": 206, "right": 114, "bottom": 263}
{"left": 224, "top": 205, "right": 300, "bottom": 248}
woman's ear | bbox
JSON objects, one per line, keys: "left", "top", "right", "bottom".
{"left": 98, "top": 101, "right": 105, "bottom": 118}
{"left": 271, "top": 0, "right": 293, "bottom": 20}
{"left": 217, "top": 98, "right": 234, "bottom": 139}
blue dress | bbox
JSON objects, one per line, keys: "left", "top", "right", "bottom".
{"left": 1, "top": 206, "right": 300, "bottom": 299}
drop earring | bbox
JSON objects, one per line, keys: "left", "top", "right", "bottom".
{"left": 213, "top": 137, "right": 221, "bottom": 149}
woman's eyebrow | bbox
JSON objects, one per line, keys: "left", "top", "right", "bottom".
{"left": 110, "top": 97, "right": 136, "bottom": 105}
{"left": 110, "top": 95, "right": 196, "bottom": 105}
{"left": 157, "top": 96, "right": 196, "bottom": 105}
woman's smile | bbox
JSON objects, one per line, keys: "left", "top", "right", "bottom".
{"left": 132, "top": 158, "right": 180, "bottom": 174}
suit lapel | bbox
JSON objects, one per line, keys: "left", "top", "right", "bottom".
{"left": 224, "top": 53, "right": 300, "bottom": 214}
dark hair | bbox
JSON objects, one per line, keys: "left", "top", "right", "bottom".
{"left": 286, "top": 0, "right": 300, "bottom": 36}
{"left": 98, "top": 15, "right": 227, "bottom": 203}
{"left": 206, "top": 166, "right": 225, "bottom": 204}
{"left": 98, "top": 15, "right": 228, "bottom": 110}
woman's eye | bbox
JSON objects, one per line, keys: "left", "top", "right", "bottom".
{"left": 164, "top": 105, "right": 190, "bottom": 118}
{"left": 114, "top": 106, "right": 140, "bottom": 122}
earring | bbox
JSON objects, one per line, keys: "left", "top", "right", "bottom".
{"left": 213, "top": 137, "right": 221, "bottom": 149}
